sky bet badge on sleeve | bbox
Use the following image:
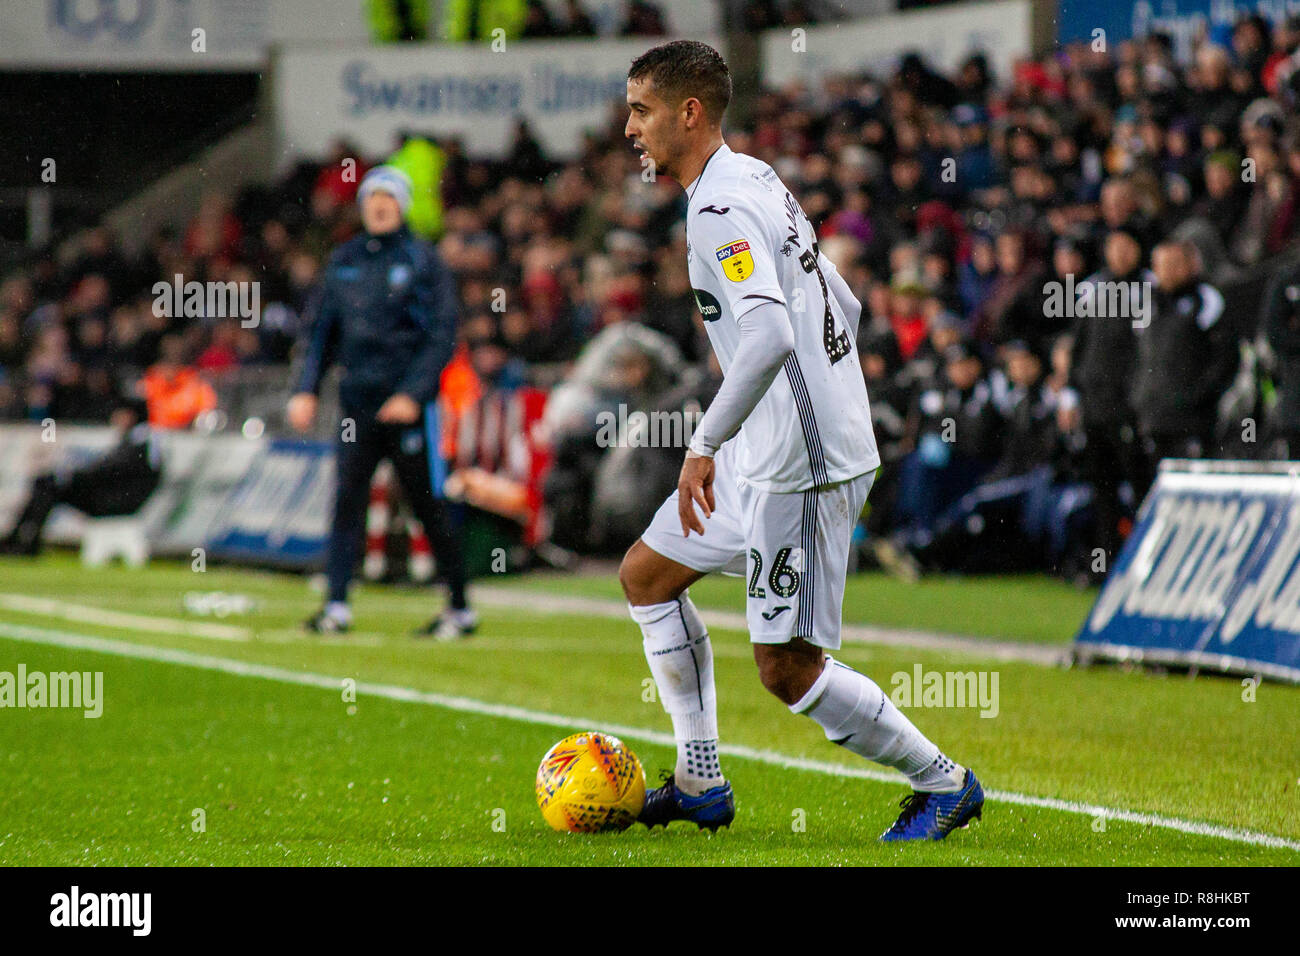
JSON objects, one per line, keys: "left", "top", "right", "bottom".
{"left": 715, "top": 239, "right": 754, "bottom": 282}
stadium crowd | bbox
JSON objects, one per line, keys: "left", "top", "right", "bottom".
{"left": 4, "top": 9, "right": 1300, "bottom": 581}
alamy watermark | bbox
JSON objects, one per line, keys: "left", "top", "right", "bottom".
{"left": 50, "top": 886, "right": 150, "bottom": 936}
{"left": 0, "top": 665, "right": 103, "bottom": 718}
{"left": 595, "top": 403, "right": 702, "bottom": 449}
{"left": 1042, "top": 275, "right": 1151, "bottom": 329}
{"left": 152, "top": 274, "right": 260, "bottom": 327}
{"left": 890, "top": 664, "right": 999, "bottom": 718}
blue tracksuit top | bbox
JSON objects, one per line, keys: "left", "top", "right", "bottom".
{"left": 295, "top": 225, "right": 458, "bottom": 416}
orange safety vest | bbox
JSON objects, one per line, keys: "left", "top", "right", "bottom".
{"left": 141, "top": 367, "right": 217, "bottom": 429}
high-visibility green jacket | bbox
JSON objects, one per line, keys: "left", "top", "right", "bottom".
{"left": 441, "top": 0, "right": 527, "bottom": 42}
{"left": 365, "top": 0, "right": 432, "bottom": 42}
{"left": 387, "top": 137, "right": 446, "bottom": 240}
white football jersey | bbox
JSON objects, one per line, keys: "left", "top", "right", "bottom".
{"left": 685, "top": 144, "right": 879, "bottom": 493}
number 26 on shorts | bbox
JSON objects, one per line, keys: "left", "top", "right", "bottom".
{"left": 748, "top": 546, "right": 802, "bottom": 599}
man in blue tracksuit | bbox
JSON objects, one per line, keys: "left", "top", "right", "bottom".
{"left": 288, "top": 165, "right": 474, "bottom": 638}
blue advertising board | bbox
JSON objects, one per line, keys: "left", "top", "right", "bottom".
{"left": 1076, "top": 461, "right": 1300, "bottom": 683}
{"left": 205, "top": 439, "right": 335, "bottom": 567}
{"left": 1058, "top": 0, "right": 1292, "bottom": 58}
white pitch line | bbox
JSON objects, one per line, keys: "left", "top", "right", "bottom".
{"left": 0, "top": 619, "right": 1295, "bottom": 854}
{"left": 0, "top": 593, "right": 249, "bottom": 642}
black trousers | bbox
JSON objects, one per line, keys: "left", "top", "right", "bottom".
{"left": 326, "top": 405, "right": 467, "bottom": 608}
{"left": 1080, "top": 419, "right": 1139, "bottom": 568}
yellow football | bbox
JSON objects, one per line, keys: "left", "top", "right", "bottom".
{"left": 535, "top": 731, "right": 646, "bottom": 833}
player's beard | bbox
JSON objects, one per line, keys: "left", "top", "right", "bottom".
{"left": 645, "top": 128, "right": 686, "bottom": 183}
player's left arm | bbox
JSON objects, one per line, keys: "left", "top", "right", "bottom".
{"left": 679, "top": 297, "right": 796, "bottom": 532}
{"left": 686, "top": 198, "right": 794, "bottom": 459}
{"left": 679, "top": 202, "right": 795, "bottom": 535}
{"left": 687, "top": 299, "right": 795, "bottom": 458}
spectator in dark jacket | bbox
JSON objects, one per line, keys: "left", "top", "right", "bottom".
{"left": 0, "top": 397, "right": 160, "bottom": 555}
{"left": 1262, "top": 257, "right": 1300, "bottom": 457}
{"left": 958, "top": 232, "right": 998, "bottom": 317}
{"left": 1068, "top": 228, "right": 1149, "bottom": 565}
{"left": 975, "top": 229, "right": 1047, "bottom": 346}
{"left": 1028, "top": 235, "right": 1092, "bottom": 359}
{"left": 1095, "top": 177, "right": 1159, "bottom": 257}
{"left": 1197, "top": 151, "right": 1249, "bottom": 248}
{"left": 1131, "top": 240, "right": 1235, "bottom": 497}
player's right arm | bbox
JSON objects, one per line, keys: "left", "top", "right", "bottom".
{"left": 288, "top": 256, "right": 343, "bottom": 432}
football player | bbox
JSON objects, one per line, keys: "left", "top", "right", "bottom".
{"left": 620, "top": 41, "right": 983, "bottom": 841}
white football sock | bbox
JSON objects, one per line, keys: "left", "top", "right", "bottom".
{"left": 325, "top": 601, "right": 352, "bottom": 625}
{"left": 791, "top": 656, "right": 965, "bottom": 793}
{"left": 629, "top": 594, "right": 724, "bottom": 795}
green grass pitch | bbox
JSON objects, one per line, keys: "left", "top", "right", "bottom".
{"left": 0, "top": 554, "right": 1296, "bottom": 866}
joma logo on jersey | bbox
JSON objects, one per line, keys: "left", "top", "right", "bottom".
{"left": 715, "top": 239, "right": 754, "bottom": 282}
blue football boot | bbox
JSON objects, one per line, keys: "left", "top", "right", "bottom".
{"left": 639, "top": 773, "right": 735, "bottom": 831}
{"left": 879, "top": 769, "right": 984, "bottom": 842}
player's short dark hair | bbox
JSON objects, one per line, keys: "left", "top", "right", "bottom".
{"left": 628, "top": 40, "right": 731, "bottom": 123}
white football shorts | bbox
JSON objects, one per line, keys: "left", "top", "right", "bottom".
{"left": 641, "top": 440, "right": 875, "bottom": 649}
